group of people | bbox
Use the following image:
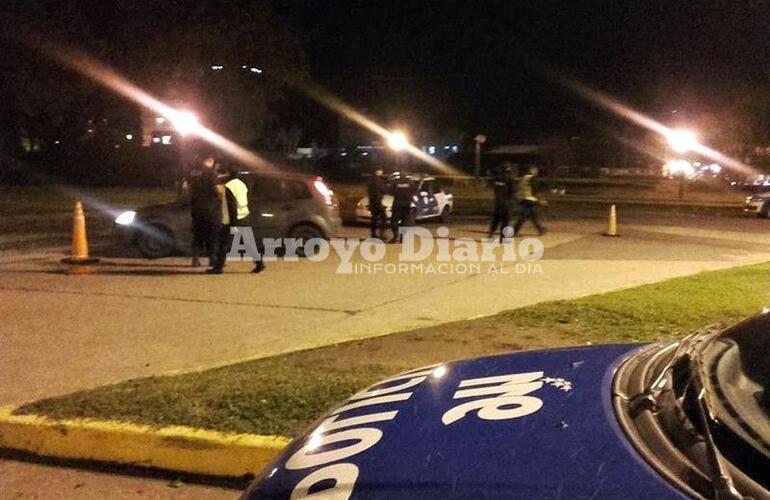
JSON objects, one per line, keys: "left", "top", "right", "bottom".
{"left": 365, "top": 164, "right": 547, "bottom": 245}
{"left": 488, "top": 164, "right": 547, "bottom": 241}
{"left": 186, "top": 154, "right": 265, "bottom": 274}
{"left": 366, "top": 168, "right": 416, "bottom": 243}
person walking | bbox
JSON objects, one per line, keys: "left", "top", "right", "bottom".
{"left": 209, "top": 164, "right": 265, "bottom": 274}
{"left": 513, "top": 166, "right": 547, "bottom": 236}
{"left": 187, "top": 154, "right": 221, "bottom": 268}
{"left": 389, "top": 172, "right": 416, "bottom": 243}
{"left": 367, "top": 168, "right": 388, "bottom": 239}
{"left": 488, "top": 163, "right": 515, "bottom": 241}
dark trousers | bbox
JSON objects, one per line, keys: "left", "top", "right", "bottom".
{"left": 213, "top": 220, "right": 263, "bottom": 271}
{"left": 192, "top": 216, "right": 221, "bottom": 264}
{"left": 390, "top": 205, "right": 411, "bottom": 241}
{"left": 514, "top": 200, "right": 545, "bottom": 235}
{"left": 370, "top": 203, "right": 387, "bottom": 238}
{"left": 489, "top": 203, "right": 512, "bottom": 240}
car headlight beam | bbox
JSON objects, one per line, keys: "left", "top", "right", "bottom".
{"left": 115, "top": 210, "right": 136, "bottom": 226}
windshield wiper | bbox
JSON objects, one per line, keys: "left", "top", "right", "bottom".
{"left": 626, "top": 328, "right": 714, "bottom": 416}
{"left": 621, "top": 325, "right": 749, "bottom": 498}
{"left": 685, "top": 348, "right": 746, "bottom": 500}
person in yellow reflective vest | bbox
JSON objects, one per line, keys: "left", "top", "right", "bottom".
{"left": 513, "top": 166, "right": 547, "bottom": 236}
{"left": 207, "top": 164, "right": 265, "bottom": 274}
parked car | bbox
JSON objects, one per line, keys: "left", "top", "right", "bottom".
{"left": 114, "top": 171, "right": 341, "bottom": 258}
{"left": 244, "top": 312, "right": 769, "bottom": 499}
{"left": 355, "top": 174, "right": 454, "bottom": 224}
{"left": 744, "top": 192, "right": 770, "bottom": 218}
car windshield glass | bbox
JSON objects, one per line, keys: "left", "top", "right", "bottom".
{"left": 706, "top": 315, "right": 770, "bottom": 463}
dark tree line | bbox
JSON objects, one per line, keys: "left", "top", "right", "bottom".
{"left": 0, "top": 0, "right": 309, "bottom": 185}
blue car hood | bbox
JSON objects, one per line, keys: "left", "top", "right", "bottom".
{"left": 244, "top": 344, "right": 687, "bottom": 499}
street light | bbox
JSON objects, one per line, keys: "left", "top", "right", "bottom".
{"left": 387, "top": 130, "right": 408, "bottom": 151}
{"left": 169, "top": 110, "right": 200, "bottom": 137}
{"left": 664, "top": 128, "right": 698, "bottom": 200}
{"left": 666, "top": 128, "right": 698, "bottom": 154}
{"left": 474, "top": 134, "right": 487, "bottom": 179}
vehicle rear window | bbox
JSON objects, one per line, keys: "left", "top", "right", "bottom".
{"left": 251, "top": 177, "right": 287, "bottom": 201}
{"left": 249, "top": 177, "right": 312, "bottom": 201}
{"left": 291, "top": 181, "right": 312, "bottom": 199}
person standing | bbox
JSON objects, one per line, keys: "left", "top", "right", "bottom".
{"left": 187, "top": 154, "right": 221, "bottom": 268}
{"left": 513, "top": 166, "right": 547, "bottom": 236}
{"left": 367, "top": 168, "right": 388, "bottom": 239}
{"left": 488, "top": 164, "right": 515, "bottom": 241}
{"left": 209, "top": 164, "right": 264, "bottom": 274}
{"left": 389, "top": 173, "right": 416, "bottom": 243}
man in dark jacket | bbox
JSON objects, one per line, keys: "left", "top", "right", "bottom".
{"left": 367, "top": 168, "right": 388, "bottom": 239}
{"left": 488, "top": 164, "right": 515, "bottom": 241}
{"left": 389, "top": 173, "right": 416, "bottom": 243}
{"left": 187, "top": 154, "right": 221, "bottom": 267}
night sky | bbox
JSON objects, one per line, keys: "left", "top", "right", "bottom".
{"left": 278, "top": 1, "right": 770, "bottom": 142}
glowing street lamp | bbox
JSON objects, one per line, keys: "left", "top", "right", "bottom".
{"left": 666, "top": 128, "right": 698, "bottom": 154}
{"left": 387, "top": 130, "right": 409, "bottom": 151}
{"left": 169, "top": 110, "right": 200, "bottom": 136}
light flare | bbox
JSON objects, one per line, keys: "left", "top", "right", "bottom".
{"left": 554, "top": 75, "right": 757, "bottom": 177}
{"left": 42, "top": 46, "right": 276, "bottom": 172}
{"left": 299, "top": 84, "right": 462, "bottom": 175}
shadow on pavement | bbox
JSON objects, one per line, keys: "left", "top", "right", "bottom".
{"left": 0, "top": 449, "right": 249, "bottom": 491}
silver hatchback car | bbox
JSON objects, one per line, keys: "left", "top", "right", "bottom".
{"left": 114, "top": 171, "right": 341, "bottom": 258}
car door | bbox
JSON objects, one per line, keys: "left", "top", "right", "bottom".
{"left": 249, "top": 176, "right": 291, "bottom": 239}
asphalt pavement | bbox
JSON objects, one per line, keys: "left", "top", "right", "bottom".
{"left": 1, "top": 211, "right": 770, "bottom": 498}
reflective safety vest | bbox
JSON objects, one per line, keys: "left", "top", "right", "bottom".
{"left": 225, "top": 177, "right": 250, "bottom": 221}
{"left": 517, "top": 174, "right": 538, "bottom": 202}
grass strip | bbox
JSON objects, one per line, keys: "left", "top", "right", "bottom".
{"left": 16, "top": 261, "right": 770, "bottom": 437}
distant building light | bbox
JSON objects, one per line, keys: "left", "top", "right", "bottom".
{"left": 155, "top": 117, "right": 165, "bottom": 124}
{"left": 54, "top": 140, "right": 61, "bottom": 145}
{"left": 444, "top": 145, "right": 450, "bottom": 150}
{"left": 152, "top": 137, "right": 161, "bottom": 144}
{"left": 242, "top": 65, "right": 247, "bottom": 69}
{"left": 340, "top": 152, "right": 348, "bottom": 156}
{"left": 211, "top": 65, "right": 224, "bottom": 70}
{"left": 87, "top": 128, "right": 95, "bottom": 134}
{"left": 250, "top": 67, "right": 263, "bottom": 74}
{"left": 125, "top": 134, "right": 133, "bottom": 140}
{"left": 428, "top": 146, "right": 436, "bottom": 155}
{"left": 362, "top": 151, "right": 369, "bottom": 156}
{"left": 452, "top": 145, "right": 459, "bottom": 153}
{"left": 161, "top": 135, "right": 172, "bottom": 145}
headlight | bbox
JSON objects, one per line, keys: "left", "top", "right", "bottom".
{"left": 115, "top": 210, "right": 136, "bottom": 226}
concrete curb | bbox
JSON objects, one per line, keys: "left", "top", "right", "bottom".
{"left": 0, "top": 406, "right": 291, "bottom": 478}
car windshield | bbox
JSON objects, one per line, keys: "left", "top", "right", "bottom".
{"left": 703, "top": 315, "right": 770, "bottom": 470}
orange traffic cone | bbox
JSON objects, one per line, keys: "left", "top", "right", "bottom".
{"left": 62, "top": 201, "right": 100, "bottom": 265}
{"left": 603, "top": 204, "right": 619, "bottom": 237}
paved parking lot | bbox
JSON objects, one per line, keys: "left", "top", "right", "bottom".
{"left": 2, "top": 212, "right": 770, "bottom": 498}
{"left": 3, "top": 213, "right": 770, "bottom": 406}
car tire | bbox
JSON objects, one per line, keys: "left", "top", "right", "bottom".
{"left": 135, "top": 223, "right": 176, "bottom": 259}
{"left": 440, "top": 205, "right": 451, "bottom": 223}
{"left": 289, "top": 224, "right": 325, "bottom": 257}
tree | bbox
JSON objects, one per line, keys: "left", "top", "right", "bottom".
{"left": 0, "top": 0, "right": 309, "bottom": 154}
